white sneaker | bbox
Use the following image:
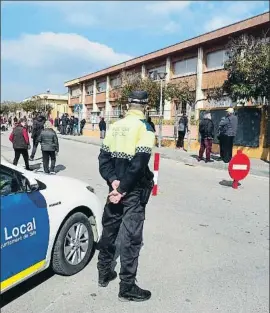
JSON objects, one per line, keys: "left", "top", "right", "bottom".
{"left": 50, "top": 171, "right": 56, "bottom": 175}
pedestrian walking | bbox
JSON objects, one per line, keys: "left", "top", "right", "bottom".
{"left": 27, "top": 117, "right": 33, "bottom": 133}
{"left": 80, "top": 118, "right": 86, "bottom": 135}
{"left": 176, "top": 112, "right": 189, "bottom": 150}
{"left": 198, "top": 112, "right": 214, "bottom": 163}
{"left": 9, "top": 118, "right": 32, "bottom": 170}
{"left": 29, "top": 114, "right": 45, "bottom": 161}
{"left": 99, "top": 117, "right": 106, "bottom": 139}
{"left": 97, "top": 90, "right": 155, "bottom": 302}
{"left": 13, "top": 116, "right": 18, "bottom": 125}
{"left": 8, "top": 116, "right": 12, "bottom": 127}
{"left": 38, "top": 121, "right": 59, "bottom": 174}
{"left": 218, "top": 107, "right": 238, "bottom": 163}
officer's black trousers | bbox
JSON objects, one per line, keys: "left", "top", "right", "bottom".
{"left": 97, "top": 188, "right": 145, "bottom": 286}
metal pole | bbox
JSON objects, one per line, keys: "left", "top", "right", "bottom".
{"left": 158, "top": 79, "right": 163, "bottom": 148}
{"left": 78, "top": 105, "right": 81, "bottom": 135}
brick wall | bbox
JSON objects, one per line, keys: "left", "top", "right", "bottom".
{"left": 202, "top": 70, "right": 228, "bottom": 89}
{"left": 85, "top": 95, "right": 93, "bottom": 105}
{"left": 170, "top": 75, "right": 197, "bottom": 91}
{"left": 70, "top": 97, "right": 79, "bottom": 106}
{"left": 96, "top": 92, "right": 106, "bottom": 103}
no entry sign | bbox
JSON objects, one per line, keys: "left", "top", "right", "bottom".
{"left": 228, "top": 150, "right": 250, "bottom": 189}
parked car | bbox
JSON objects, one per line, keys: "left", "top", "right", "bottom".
{"left": 0, "top": 159, "right": 102, "bottom": 293}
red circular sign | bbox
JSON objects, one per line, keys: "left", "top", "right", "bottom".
{"left": 228, "top": 150, "right": 250, "bottom": 181}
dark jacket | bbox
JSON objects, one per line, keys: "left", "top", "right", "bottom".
{"left": 54, "top": 118, "right": 60, "bottom": 127}
{"left": 69, "top": 118, "right": 74, "bottom": 126}
{"left": 61, "top": 116, "right": 67, "bottom": 126}
{"left": 80, "top": 119, "right": 86, "bottom": 127}
{"left": 74, "top": 117, "right": 79, "bottom": 126}
{"left": 199, "top": 118, "right": 214, "bottom": 139}
{"left": 9, "top": 124, "right": 29, "bottom": 149}
{"left": 219, "top": 114, "right": 238, "bottom": 137}
{"left": 38, "top": 129, "right": 59, "bottom": 152}
{"left": 32, "top": 116, "right": 45, "bottom": 139}
{"left": 178, "top": 115, "right": 188, "bottom": 133}
{"left": 99, "top": 120, "right": 106, "bottom": 131}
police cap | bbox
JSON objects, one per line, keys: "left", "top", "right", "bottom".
{"left": 128, "top": 91, "right": 148, "bottom": 105}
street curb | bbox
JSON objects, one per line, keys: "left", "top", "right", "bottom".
{"left": 57, "top": 135, "right": 270, "bottom": 178}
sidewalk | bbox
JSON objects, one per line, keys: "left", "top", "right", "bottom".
{"left": 58, "top": 134, "right": 270, "bottom": 178}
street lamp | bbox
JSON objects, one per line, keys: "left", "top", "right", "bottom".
{"left": 149, "top": 70, "right": 167, "bottom": 148}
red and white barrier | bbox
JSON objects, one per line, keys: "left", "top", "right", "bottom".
{"left": 152, "top": 153, "right": 160, "bottom": 196}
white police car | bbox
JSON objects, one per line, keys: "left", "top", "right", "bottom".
{"left": 0, "top": 159, "right": 103, "bottom": 293}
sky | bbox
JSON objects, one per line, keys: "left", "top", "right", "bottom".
{"left": 1, "top": 0, "right": 269, "bottom": 101}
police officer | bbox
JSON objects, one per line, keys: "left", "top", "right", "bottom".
{"left": 97, "top": 91, "right": 155, "bottom": 302}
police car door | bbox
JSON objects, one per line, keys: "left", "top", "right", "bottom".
{"left": 0, "top": 165, "right": 50, "bottom": 291}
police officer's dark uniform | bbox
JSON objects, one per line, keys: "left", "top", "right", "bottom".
{"left": 97, "top": 91, "right": 155, "bottom": 302}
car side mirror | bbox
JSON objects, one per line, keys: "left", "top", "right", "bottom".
{"left": 21, "top": 175, "right": 39, "bottom": 193}
{"left": 28, "top": 180, "right": 39, "bottom": 192}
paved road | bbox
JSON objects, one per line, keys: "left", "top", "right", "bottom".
{"left": 1, "top": 133, "right": 269, "bottom": 313}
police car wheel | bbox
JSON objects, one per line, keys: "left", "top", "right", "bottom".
{"left": 52, "top": 212, "right": 94, "bottom": 276}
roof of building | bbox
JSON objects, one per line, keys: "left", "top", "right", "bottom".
{"left": 23, "top": 93, "right": 68, "bottom": 102}
{"left": 64, "top": 12, "right": 269, "bottom": 87}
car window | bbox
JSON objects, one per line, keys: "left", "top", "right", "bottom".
{"left": 0, "top": 168, "right": 22, "bottom": 196}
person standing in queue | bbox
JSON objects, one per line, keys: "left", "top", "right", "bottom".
{"left": 73, "top": 116, "right": 79, "bottom": 136}
{"left": 218, "top": 107, "right": 238, "bottom": 163}
{"left": 61, "top": 114, "right": 67, "bottom": 135}
{"left": 99, "top": 117, "right": 106, "bottom": 139}
{"left": 38, "top": 121, "right": 59, "bottom": 174}
{"left": 9, "top": 118, "right": 32, "bottom": 170}
{"left": 80, "top": 118, "right": 86, "bottom": 135}
{"left": 97, "top": 91, "right": 155, "bottom": 302}
{"left": 198, "top": 112, "right": 214, "bottom": 163}
{"left": 176, "top": 112, "right": 189, "bottom": 150}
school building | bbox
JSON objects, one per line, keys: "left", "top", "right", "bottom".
{"left": 64, "top": 12, "right": 269, "bottom": 160}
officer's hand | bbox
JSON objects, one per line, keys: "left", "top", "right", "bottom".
{"left": 111, "top": 180, "right": 120, "bottom": 190}
{"left": 109, "top": 193, "right": 122, "bottom": 204}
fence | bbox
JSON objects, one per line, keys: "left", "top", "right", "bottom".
{"left": 87, "top": 108, "right": 198, "bottom": 143}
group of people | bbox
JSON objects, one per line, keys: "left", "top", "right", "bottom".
{"left": 174, "top": 108, "right": 238, "bottom": 163}
{"left": 198, "top": 107, "right": 238, "bottom": 163}
{"left": 9, "top": 112, "right": 59, "bottom": 174}
{"left": 54, "top": 113, "right": 86, "bottom": 136}
{"left": 99, "top": 115, "right": 155, "bottom": 140}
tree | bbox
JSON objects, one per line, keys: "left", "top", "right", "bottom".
{"left": 223, "top": 33, "right": 270, "bottom": 103}
{"left": 0, "top": 103, "right": 10, "bottom": 116}
{"left": 166, "top": 80, "right": 195, "bottom": 109}
{"left": 116, "top": 71, "right": 196, "bottom": 114}
{"left": 0, "top": 101, "right": 21, "bottom": 114}
{"left": 20, "top": 100, "right": 37, "bottom": 114}
{"left": 116, "top": 71, "right": 160, "bottom": 111}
